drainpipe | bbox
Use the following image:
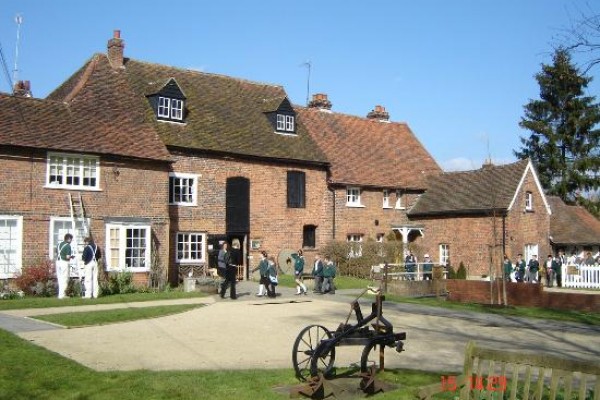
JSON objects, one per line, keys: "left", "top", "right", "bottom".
{"left": 330, "top": 187, "right": 336, "bottom": 240}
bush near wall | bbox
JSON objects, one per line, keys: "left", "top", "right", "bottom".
{"left": 14, "top": 260, "right": 56, "bottom": 296}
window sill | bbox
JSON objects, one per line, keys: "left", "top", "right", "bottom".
{"left": 346, "top": 204, "right": 366, "bottom": 208}
{"left": 524, "top": 209, "right": 534, "bottom": 213}
{"left": 395, "top": 207, "right": 406, "bottom": 210}
{"left": 44, "top": 185, "right": 102, "bottom": 191}
{"left": 274, "top": 131, "right": 297, "bottom": 136}
{"left": 157, "top": 119, "right": 187, "bottom": 125}
{"left": 105, "top": 267, "right": 150, "bottom": 273}
{"left": 383, "top": 206, "right": 393, "bottom": 209}
{"left": 176, "top": 260, "right": 207, "bottom": 264}
{"left": 169, "top": 202, "right": 197, "bottom": 207}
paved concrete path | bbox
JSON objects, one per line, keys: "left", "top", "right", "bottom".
{"left": 1, "top": 281, "right": 598, "bottom": 374}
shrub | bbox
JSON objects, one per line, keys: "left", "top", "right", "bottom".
{"left": 446, "top": 264, "right": 457, "bottom": 279}
{"left": 456, "top": 262, "right": 467, "bottom": 279}
{"left": 100, "top": 271, "right": 137, "bottom": 295}
{"left": 14, "top": 260, "right": 56, "bottom": 296}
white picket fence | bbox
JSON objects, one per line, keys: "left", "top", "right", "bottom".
{"left": 562, "top": 264, "right": 600, "bottom": 289}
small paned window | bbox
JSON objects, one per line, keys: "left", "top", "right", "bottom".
{"left": 525, "top": 191, "right": 533, "bottom": 211}
{"left": 346, "top": 187, "right": 361, "bottom": 206}
{"left": 158, "top": 97, "right": 171, "bottom": 118}
{"left": 169, "top": 173, "right": 198, "bottom": 206}
{"left": 440, "top": 244, "right": 450, "bottom": 266}
{"left": 395, "top": 190, "right": 405, "bottom": 209}
{"left": 105, "top": 224, "right": 151, "bottom": 271}
{"left": 347, "top": 234, "right": 363, "bottom": 258}
{"left": 171, "top": 99, "right": 183, "bottom": 120}
{"left": 47, "top": 153, "right": 99, "bottom": 190}
{"left": 382, "top": 190, "right": 390, "bottom": 208}
{"left": 276, "top": 113, "right": 295, "bottom": 133}
{"left": 176, "top": 233, "right": 206, "bottom": 263}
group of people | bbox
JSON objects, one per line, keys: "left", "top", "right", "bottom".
{"left": 216, "top": 243, "right": 337, "bottom": 300}
{"left": 502, "top": 253, "right": 564, "bottom": 287}
{"left": 55, "top": 233, "right": 102, "bottom": 299}
{"left": 503, "top": 250, "right": 600, "bottom": 287}
{"left": 403, "top": 252, "right": 434, "bottom": 280}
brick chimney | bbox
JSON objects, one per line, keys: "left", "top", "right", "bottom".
{"left": 366, "top": 105, "right": 390, "bottom": 121}
{"left": 308, "top": 93, "right": 332, "bottom": 110}
{"left": 13, "top": 80, "right": 32, "bottom": 97}
{"left": 107, "top": 30, "right": 125, "bottom": 68}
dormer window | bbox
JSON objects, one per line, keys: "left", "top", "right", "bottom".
{"left": 263, "top": 97, "right": 296, "bottom": 135}
{"left": 149, "top": 78, "right": 186, "bottom": 123}
{"left": 277, "top": 114, "right": 295, "bottom": 133}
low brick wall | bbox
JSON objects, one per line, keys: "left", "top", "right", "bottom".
{"left": 446, "top": 279, "right": 600, "bottom": 312}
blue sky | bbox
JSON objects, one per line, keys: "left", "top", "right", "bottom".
{"left": 1, "top": 1, "right": 598, "bottom": 171}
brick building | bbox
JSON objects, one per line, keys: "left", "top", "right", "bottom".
{"left": 408, "top": 160, "right": 552, "bottom": 277}
{"left": 297, "top": 95, "right": 442, "bottom": 253}
{"left": 1, "top": 31, "right": 331, "bottom": 285}
{"left": 0, "top": 85, "right": 172, "bottom": 285}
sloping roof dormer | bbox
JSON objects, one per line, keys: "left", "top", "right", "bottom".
{"left": 147, "top": 78, "right": 187, "bottom": 123}
{"left": 264, "top": 97, "right": 296, "bottom": 135}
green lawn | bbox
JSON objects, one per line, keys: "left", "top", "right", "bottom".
{"left": 383, "top": 294, "right": 600, "bottom": 326}
{"left": 31, "top": 304, "right": 203, "bottom": 327}
{"left": 0, "top": 290, "right": 207, "bottom": 311}
{"left": 0, "top": 328, "right": 441, "bottom": 400}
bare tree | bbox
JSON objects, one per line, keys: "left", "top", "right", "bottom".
{"left": 559, "top": 3, "right": 600, "bottom": 73}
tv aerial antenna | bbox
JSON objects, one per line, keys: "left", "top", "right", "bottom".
{"left": 13, "top": 13, "right": 24, "bottom": 85}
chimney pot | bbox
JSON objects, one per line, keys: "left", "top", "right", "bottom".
{"left": 113, "top": 29, "right": 121, "bottom": 39}
{"left": 308, "top": 93, "right": 332, "bottom": 110}
{"left": 13, "top": 80, "right": 32, "bottom": 97}
{"left": 367, "top": 104, "right": 390, "bottom": 120}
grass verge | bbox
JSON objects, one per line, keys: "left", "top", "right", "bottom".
{"left": 0, "top": 290, "right": 207, "bottom": 311}
{"left": 383, "top": 294, "right": 600, "bottom": 326}
{"left": 0, "top": 328, "right": 440, "bottom": 400}
{"left": 31, "top": 304, "right": 203, "bottom": 327}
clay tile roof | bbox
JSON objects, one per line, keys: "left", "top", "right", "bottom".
{"left": 548, "top": 196, "right": 600, "bottom": 245}
{"left": 408, "top": 159, "right": 530, "bottom": 216}
{"left": 296, "top": 107, "right": 441, "bottom": 189}
{"left": 51, "top": 56, "right": 327, "bottom": 165}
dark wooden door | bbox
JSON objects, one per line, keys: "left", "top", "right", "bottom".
{"left": 226, "top": 177, "right": 250, "bottom": 234}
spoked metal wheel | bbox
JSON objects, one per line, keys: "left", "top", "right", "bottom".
{"left": 360, "top": 340, "right": 385, "bottom": 373}
{"left": 292, "top": 324, "right": 336, "bottom": 381}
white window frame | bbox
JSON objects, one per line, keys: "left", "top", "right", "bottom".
{"left": 347, "top": 234, "right": 363, "bottom": 258}
{"left": 285, "top": 115, "right": 295, "bottom": 131}
{"left": 525, "top": 191, "right": 533, "bottom": 211}
{"left": 382, "top": 190, "right": 391, "bottom": 208}
{"left": 171, "top": 99, "right": 184, "bottom": 120}
{"left": 169, "top": 172, "right": 198, "bottom": 206}
{"left": 395, "top": 190, "right": 405, "bottom": 209}
{"left": 105, "top": 223, "right": 151, "bottom": 272}
{"left": 0, "top": 215, "right": 23, "bottom": 279}
{"left": 525, "top": 244, "right": 538, "bottom": 265}
{"left": 176, "top": 232, "right": 207, "bottom": 264}
{"left": 158, "top": 96, "right": 171, "bottom": 118}
{"left": 346, "top": 187, "right": 363, "bottom": 207}
{"left": 276, "top": 114, "right": 286, "bottom": 131}
{"left": 439, "top": 244, "right": 450, "bottom": 266}
{"left": 46, "top": 152, "right": 100, "bottom": 190}
{"left": 48, "top": 217, "right": 89, "bottom": 259}
{"left": 376, "top": 233, "right": 385, "bottom": 243}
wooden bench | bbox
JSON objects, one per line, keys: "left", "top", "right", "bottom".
{"left": 418, "top": 341, "right": 600, "bottom": 400}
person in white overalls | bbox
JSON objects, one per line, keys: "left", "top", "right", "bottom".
{"left": 82, "top": 236, "right": 102, "bottom": 298}
{"left": 56, "top": 233, "right": 74, "bottom": 299}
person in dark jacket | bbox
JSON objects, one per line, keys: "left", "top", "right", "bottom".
{"left": 527, "top": 255, "right": 539, "bottom": 283}
{"left": 422, "top": 254, "right": 433, "bottom": 280}
{"left": 218, "top": 242, "right": 237, "bottom": 300}
{"left": 312, "top": 253, "right": 324, "bottom": 293}
{"left": 266, "top": 256, "right": 278, "bottom": 298}
{"left": 405, "top": 252, "right": 417, "bottom": 280}
{"left": 82, "top": 236, "right": 102, "bottom": 298}
{"left": 515, "top": 254, "right": 526, "bottom": 282}
{"left": 252, "top": 251, "right": 269, "bottom": 296}
{"left": 502, "top": 254, "right": 513, "bottom": 282}
{"left": 293, "top": 250, "right": 308, "bottom": 295}
{"left": 322, "top": 257, "right": 336, "bottom": 294}
{"left": 56, "top": 233, "right": 74, "bottom": 299}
